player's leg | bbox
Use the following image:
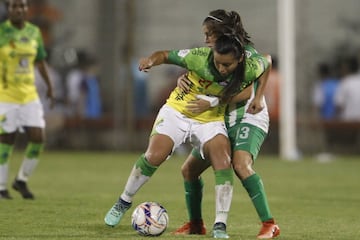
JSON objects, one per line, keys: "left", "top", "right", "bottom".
{"left": 173, "top": 149, "right": 210, "bottom": 235}
{"left": 13, "top": 101, "right": 45, "bottom": 199}
{"left": 0, "top": 133, "right": 16, "bottom": 199}
{"left": 231, "top": 122, "right": 280, "bottom": 239}
{"left": 0, "top": 103, "right": 20, "bottom": 199}
{"left": 13, "top": 126, "right": 44, "bottom": 199}
{"left": 198, "top": 121, "right": 233, "bottom": 239}
{"left": 105, "top": 105, "right": 186, "bottom": 227}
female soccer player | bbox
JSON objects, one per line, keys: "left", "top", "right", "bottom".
{"left": 173, "top": 10, "right": 280, "bottom": 239}
{"left": 104, "top": 34, "right": 266, "bottom": 238}
{"left": 0, "top": 0, "right": 54, "bottom": 199}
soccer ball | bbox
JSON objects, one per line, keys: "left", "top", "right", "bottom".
{"left": 131, "top": 202, "right": 169, "bottom": 236}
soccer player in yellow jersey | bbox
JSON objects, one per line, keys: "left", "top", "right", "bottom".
{"left": 0, "top": 0, "right": 54, "bottom": 199}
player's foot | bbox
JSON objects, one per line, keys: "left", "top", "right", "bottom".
{"left": 172, "top": 219, "right": 207, "bottom": 235}
{"left": 104, "top": 199, "right": 132, "bottom": 227}
{"left": 257, "top": 219, "right": 280, "bottom": 239}
{"left": 0, "top": 190, "right": 13, "bottom": 199}
{"left": 212, "top": 222, "right": 229, "bottom": 239}
{"left": 12, "top": 179, "right": 34, "bottom": 199}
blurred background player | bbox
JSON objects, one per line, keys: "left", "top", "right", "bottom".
{"left": 0, "top": 0, "right": 54, "bottom": 199}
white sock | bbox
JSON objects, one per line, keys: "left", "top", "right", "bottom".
{"left": 0, "top": 163, "right": 9, "bottom": 191}
{"left": 214, "top": 182, "right": 233, "bottom": 224}
{"left": 120, "top": 165, "right": 150, "bottom": 203}
{"left": 17, "top": 158, "right": 39, "bottom": 182}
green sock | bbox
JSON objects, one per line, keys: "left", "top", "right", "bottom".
{"left": 184, "top": 178, "right": 204, "bottom": 221}
{"left": 242, "top": 173, "right": 273, "bottom": 222}
{"left": 215, "top": 168, "right": 234, "bottom": 185}
{"left": 0, "top": 143, "right": 13, "bottom": 164}
{"left": 135, "top": 154, "right": 158, "bottom": 177}
{"left": 25, "top": 142, "right": 44, "bottom": 159}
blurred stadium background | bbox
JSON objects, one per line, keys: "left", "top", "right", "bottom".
{"left": 3, "top": 0, "right": 360, "bottom": 157}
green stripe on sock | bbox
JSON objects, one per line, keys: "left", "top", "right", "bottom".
{"left": 25, "top": 143, "right": 44, "bottom": 159}
{"left": 214, "top": 168, "right": 233, "bottom": 185}
{"left": 135, "top": 154, "right": 158, "bottom": 177}
{"left": 0, "top": 143, "right": 13, "bottom": 165}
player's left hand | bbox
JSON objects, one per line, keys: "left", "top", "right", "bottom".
{"left": 186, "top": 99, "right": 211, "bottom": 113}
{"left": 247, "top": 98, "right": 264, "bottom": 114}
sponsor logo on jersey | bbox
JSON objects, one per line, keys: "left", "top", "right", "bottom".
{"left": 191, "top": 49, "right": 208, "bottom": 57}
{"left": 178, "top": 49, "right": 190, "bottom": 58}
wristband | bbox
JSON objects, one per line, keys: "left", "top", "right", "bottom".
{"left": 196, "top": 95, "right": 219, "bottom": 107}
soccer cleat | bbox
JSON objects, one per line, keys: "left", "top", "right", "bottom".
{"left": 172, "top": 219, "right": 207, "bottom": 235}
{"left": 12, "top": 179, "right": 34, "bottom": 199}
{"left": 212, "top": 222, "right": 229, "bottom": 239}
{"left": 0, "top": 190, "right": 13, "bottom": 199}
{"left": 257, "top": 219, "right": 280, "bottom": 239}
{"left": 104, "top": 199, "right": 132, "bottom": 227}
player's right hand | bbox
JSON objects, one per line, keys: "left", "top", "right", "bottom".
{"left": 177, "top": 73, "right": 191, "bottom": 93}
{"left": 138, "top": 58, "right": 153, "bottom": 72}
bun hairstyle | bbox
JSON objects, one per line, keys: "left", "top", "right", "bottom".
{"left": 204, "top": 9, "right": 253, "bottom": 46}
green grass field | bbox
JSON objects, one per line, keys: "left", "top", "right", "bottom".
{"left": 0, "top": 151, "right": 359, "bottom": 240}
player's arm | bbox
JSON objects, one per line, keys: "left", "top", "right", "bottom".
{"left": 138, "top": 51, "right": 169, "bottom": 72}
{"left": 186, "top": 83, "right": 253, "bottom": 113}
{"left": 36, "top": 60, "right": 54, "bottom": 108}
{"left": 247, "top": 54, "right": 272, "bottom": 114}
{"left": 228, "top": 84, "right": 253, "bottom": 103}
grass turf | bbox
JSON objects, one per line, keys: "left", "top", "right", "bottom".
{"left": 0, "top": 151, "right": 359, "bottom": 239}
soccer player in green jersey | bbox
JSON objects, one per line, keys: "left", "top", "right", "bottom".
{"left": 173, "top": 10, "right": 280, "bottom": 239}
{"left": 104, "top": 31, "right": 265, "bottom": 237}
{"left": 0, "top": 0, "right": 54, "bottom": 199}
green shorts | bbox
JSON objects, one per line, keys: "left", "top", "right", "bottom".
{"left": 227, "top": 122, "right": 267, "bottom": 161}
{"left": 191, "top": 122, "right": 266, "bottom": 162}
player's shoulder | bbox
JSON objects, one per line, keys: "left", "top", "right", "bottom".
{"left": 244, "top": 44, "right": 259, "bottom": 58}
{"left": 24, "top": 21, "right": 41, "bottom": 33}
{"left": 190, "top": 47, "right": 211, "bottom": 55}
{"left": 0, "top": 20, "right": 10, "bottom": 32}
{"left": 174, "top": 47, "right": 210, "bottom": 59}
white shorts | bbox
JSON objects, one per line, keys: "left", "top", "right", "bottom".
{"left": 152, "top": 104, "right": 228, "bottom": 157}
{"left": 0, "top": 100, "right": 45, "bottom": 133}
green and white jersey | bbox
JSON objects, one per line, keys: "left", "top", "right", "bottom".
{"left": 167, "top": 46, "right": 265, "bottom": 123}
{"left": 0, "top": 20, "right": 46, "bottom": 104}
{"left": 225, "top": 45, "right": 269, "bottom": 128}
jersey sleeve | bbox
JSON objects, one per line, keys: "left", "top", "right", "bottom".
{"left": 167, "top": 47, "right": 211, "bottom": 71}
{"left": 241, "top": 53, "right": 270, "bottom": 90}
{"left": 35, "top": 27, "right": 47, "bottom": 61}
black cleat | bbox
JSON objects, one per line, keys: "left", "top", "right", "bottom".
{"left": 12, "top": 179, "right": 34, "bottom": 199}
{"left": 0, "top": 190, "right": 13, "bottom": 199}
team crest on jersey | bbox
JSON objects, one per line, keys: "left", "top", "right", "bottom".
{"left": 245, "top": 50, "right": 252, "bottom": 58}
{"left": 19, "top": 58, "right": 29, "bottom": 68}
{"left": 20, "top": 36, "right": 29, "bottom": 43}
{"left": 178, "top": 49, "right": 190, "bottom": 58}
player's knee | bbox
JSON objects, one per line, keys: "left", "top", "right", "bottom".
{"left": 144, "top": 151, "right": 168, "bottom": 166}
{"left": 232, "top": 158, "right": 254, "bottom": 180}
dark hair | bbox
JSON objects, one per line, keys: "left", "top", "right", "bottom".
{"left": 204, "top": 9, "right": 253, "bottom": 46}
{"left": 214, "top": 35, "right": 245, "bottom": 102}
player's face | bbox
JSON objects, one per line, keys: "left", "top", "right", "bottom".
{"left": 8, "top": 0, "right": 28, "bottom": 25}
{"left": 202, "top": 25, "right": 218, "bottom": 48}
{"left": 213, "top": 51, "right": 243, "bottom": 77}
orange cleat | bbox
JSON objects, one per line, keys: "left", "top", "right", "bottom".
{"left": 257, "top": 219, "right": 280, "bottom": 239}
{"left": 173, "top": 220, "right": 207, "bottom": 235}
